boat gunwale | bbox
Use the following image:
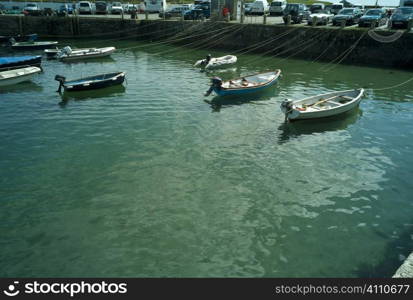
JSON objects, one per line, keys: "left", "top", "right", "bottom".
{"left": 292, "top": 88, "right": 364, "bottom": 115}
{"left": 219, "top": 69, "right": 281, "bottom": 91}
{"left": 64, "top": 72, "right": 125, "bottom": 86}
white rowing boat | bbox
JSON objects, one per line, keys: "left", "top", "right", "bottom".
{"left": 0, "top": 66, "right": 41, "bottom": 86}
{"left": 281, "top": 88, "right": 364, "bottom": 121}
{"left": 56, "top": 46, "right": 116, "bottom": 61}
{"left": 194, "top": 55, "right": 237, "bottom": 69}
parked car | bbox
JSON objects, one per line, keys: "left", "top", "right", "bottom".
{"left": 183, "top": 4, "right": 210, "bottom": 20}
{"left": 159, "top": 6, "right": 190, "bottom": 18}
{"left": 332, "top": 8, "right": 363, "bottom": 26}
{"left": 389, "top": 6, "right": 413, "bottom": 29}
{"left": 23, "top": 3, "right": 41, "bottom": 16}
{"left": 95, "top": 2, "right": 109, "bottom": 15}
{"left": 111, "top": 2, "right": 124, "bottom": 14}
{"left": 283, "top": 3, "right": 308, "bottom": 24}
{"left": 400, "top": 0, "right": 413, "bottom": 6}
{"left": 124, "top": 4, "right": 138, "bottom": 14}
{"left": 358, "top": 8, "right": 388, "bottom": 27}
{"left": 7, "top": 6, "right": 22, "bottom": 15}
{"left": 43, "top": 7, "right": 56, "bottom": 16}
{"left": 308, "top": 10, "right": 334, "bottom": 25}
{"left": 244, "top": 3, "right": 252, "bottom": 15}
{"left": 269, "top": 0, "right": 286, "bottom": 16}
{"left": 250, "top": 0, "right": 269, "bottom": 16}
{"left": 330, "top": 3, "right": 343, "bottom": 15}
{"left": 78, "top": 1, "right": 94, "bottom": 15}
{"left": 310, "top": 3, "right": 325, "bottom": 13}
{"left": 57, "top": 5, "right": 69, "bottom": 16}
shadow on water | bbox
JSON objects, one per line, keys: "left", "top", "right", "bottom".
{"left": 58, "top": 85, "right": 126, "bottom": 106}
{"left": 277, "top": 108, "right": 363, "bottom": 144}
{"left": 61, "top": 57, "right": 116, "bottom": 65}
{"left": 204, "top": 85, "right": 281, "bottom": 112}
{"left": 202, "top": 67, "right": 238, "bottom": 77}
{"left": 354, "top": 220, "right": 413, "bottom": 277}
{"left": 0, "top": 82, "right": 43, "bottom": 94}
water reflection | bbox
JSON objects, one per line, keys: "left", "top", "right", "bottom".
{"left": 277, "top": 108, "right": 362, "bottom": 144}
{"left": 0, "top": 82, "right": 43, "bottom": 94}
{"left": 205, "top": 85, "right": 280, "bottom": 112}
{"left": 61, "top": 57, "right": 116, "bottom": 65}
{"left": 58, "top": 85, "right": 126, "bottom": 105}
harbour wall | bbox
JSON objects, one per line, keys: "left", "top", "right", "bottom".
{"left": 1, "top": 15, "right": 413, "bottom": 69}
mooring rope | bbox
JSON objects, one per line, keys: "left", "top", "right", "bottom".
{"left": 368, "top": 77, "right": 413, "bottom": 91}
{"left": 310, "top": 29, "right": 340, "bottom": 64}
{"left": 149, "top": 23, "right": 247, "bottom": 56}
{"left": 118, "top": 21, "right": 237, "bottom": 52}
{"left": 243, "top": 28, "right": 327, "bottom": 66}
{"left": 321, "top": 30, "right": 368, "bottom": 72}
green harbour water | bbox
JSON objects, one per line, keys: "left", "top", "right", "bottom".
{"left": 0, "top": 39, "right": 412, "bottom": 277}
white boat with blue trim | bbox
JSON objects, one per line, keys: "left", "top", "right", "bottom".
{"left": 205, "top": 70, "right": 281, "bottom": 97}
{"left": 281, "top": 88, "right": 364, "bottom": 121}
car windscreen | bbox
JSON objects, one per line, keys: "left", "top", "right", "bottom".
{"left": 365, "top": 9, "right": 381, "bottom": 15}
{"left": 395, "top": 7, "right": 413, "bottom": 14}
{"left": 271, "top": 2, "right": 282, "bottom": 6}
{"left": 80, "top": 3, "right": 90, "bottom": 7}
{"left": 339, "top": 9, "right": 354, "bottom": 15}
{"left": 285, "top": 4, "right": 298, "bottom": 11}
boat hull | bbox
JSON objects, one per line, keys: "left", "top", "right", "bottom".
{"left": 63, "top": 72, "right": 125, "bottom": 92}
{"left": 60, "top": 47, "right": 116, "bottom": 61}
{"left": 11, "top": 42, "right": 58, "bottom": 50}
{"left": 214, "top": 79, "right": 278, "bottom": 96}
{"left": 282, "top": 89, "right": 364, "bottom": 121}
{"left": 0, "top": 56, "right": 42, "bottom": 68}
{"left": 213, "top": 70, "right": 281, "bottom": 97}
{"left": 0, "top": 67, "right": 41, "bottom": 86}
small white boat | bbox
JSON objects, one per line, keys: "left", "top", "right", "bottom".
{"left": 0, "top": 66, "right": 42, "bottom": 86}
{"left": 281, "top": 88, "right": 364, "bottom": 121}
{"left": 205, "top": 70, "right": 281, "bottom": 97}
{"left": 194, "top": 55, "right": 237, "bottom": 69}
{"left": 44, "top": 47, "right": 90, "bottom": 58}
{"left": 56, "top": 46, "right": 116, "bottom": 61}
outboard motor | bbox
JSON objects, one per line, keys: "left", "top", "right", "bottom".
{"left": 281, "top": 99, "right": 294, "bottom": 122}
{"left": 55, "top": 75, "right": 66, "bottom": 93}
{"left": 205, "top": 77, "right": 222, "bottom": 96}
{"left": 8, "top": 37, "right": 16, "bottom": 45}
{"left": 57, "top": 46, "right": 72, "bottom": 59}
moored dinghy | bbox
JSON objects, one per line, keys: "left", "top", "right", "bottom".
{"left": 10, "top": 39, "right": 59, "bottom": 50}
{"left": 0, "top": 66, "right": 42, "bottom": 86}
{"left": 56, "top": 46, "right": 116, "bottom": 61}
{"left": 195, "top": 54, "right": 237, "bottom": 69}
{"left": 44, "top": 47, "right": 92, "bottom": 58}
{"left": 0, "top": 55, "right": 42, "bottom": 69}
{"left": 281, "top": 88, "right": 364, "bottom": 121}
{"left": 55, "top": 72, "right": 126, "bottom": 92}
{"left": 205, "top": 70, "right": 281, "bottom": 97}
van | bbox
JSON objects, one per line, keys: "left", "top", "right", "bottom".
{"left": 310, "top": 3, "right": 325, "bottom": 13}
{"left": 250, "top": 0, "right": 269, "bottom": 15}
{"left": 144, "top": 0, "right": 167, "bottom": 13}
{"left": 78, "top": 1, "right": 94, "bottom": 15}
{"left": 269, "top": 0, "right": 286, "bottom": 16}
{"left": 330, "top": 3, "right": 343, "bottom": 15}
